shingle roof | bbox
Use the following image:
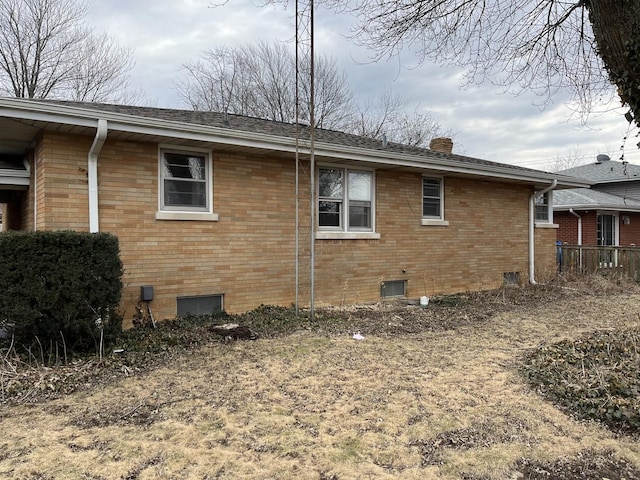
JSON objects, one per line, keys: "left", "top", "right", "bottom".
{"left": 558, "top": 160, "right": 640, "bottom": 183}
{"left": 32, "top": 99, "right": 551, "bottom": 176}
{"left": 0, "top": 97, "right": 592, "bottom": 187}
{"left": 554, "top": 188, "right": 640, "bottom": 211}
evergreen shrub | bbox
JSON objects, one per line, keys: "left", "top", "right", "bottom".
{"left": 0, "top": 231, "right": 123, "bottom": 357}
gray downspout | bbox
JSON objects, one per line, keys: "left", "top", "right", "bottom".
{"left": 529, "top": 180, "right": 557, "bottom": 285}
{"left": 88, "top": 119, "right": 108, "bottom": 233}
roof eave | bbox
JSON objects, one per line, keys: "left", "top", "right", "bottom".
{"left": 0, "top": 97, "right": 592, "bottom": 188}
{"left": 554, "top": 204, "right": 640, "bottom": 212}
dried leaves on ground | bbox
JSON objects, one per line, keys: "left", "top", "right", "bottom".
{"left": 0, "top": 274, "right": 637, "bottom": 408}
{"left": 1, "top": 274, "right": 640, "bottom": 479}
{"left": 522, "top": 325, "right": 640, "bottom": 433}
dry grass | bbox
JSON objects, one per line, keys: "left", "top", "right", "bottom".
{"left": 2, "top": 283, "right": 640, "bottom": 478}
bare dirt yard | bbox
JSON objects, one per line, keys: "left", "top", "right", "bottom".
{"left": 2, "top": 277, "right": 640, "bottom": 479}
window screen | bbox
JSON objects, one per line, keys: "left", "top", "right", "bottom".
{"left": 535, "top": 192, "right": 549, "bottom": 222}
{"left": 380, "top": 280, "right": 406, "bottom": 297}
{"left": 422, "top": 178, "right": 442, "bottom": 218}
{"left": 161, "top": 150, "right": 210, "bottom": 211}
{"left": 503, "top": 272, "right": 520, "bottom": 285}
{"left": 177, "top": 294, "right": 224, "bottom": 316}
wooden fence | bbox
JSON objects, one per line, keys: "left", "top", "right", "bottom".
{"left": 558, "top": 244, "right": 640, "bottom": 281}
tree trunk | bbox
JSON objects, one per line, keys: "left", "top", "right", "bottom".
{"left": 587, "top": 0, "right": 640, "bottom": 125}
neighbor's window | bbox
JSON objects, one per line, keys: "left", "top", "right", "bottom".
{"left": 535, "top": 192, "right": 551, "bottom": 222}
{"left": 422, "top": 177, "right": 444, "bottom": 219}
{"left": 160, "top": 148, "right": 212, "bottom": 212}
{"left": 318, "top": 167, "right": 373, "bottom": 231}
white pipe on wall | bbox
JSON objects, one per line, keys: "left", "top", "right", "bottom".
{"left": 569, "top": 208, "right": 582, "bottom": 245}
{"left": 529, "top": 180, "right": 557, "bottom": 285}
{"left": 88, "top": 119, "right": 108, "bottom": 233}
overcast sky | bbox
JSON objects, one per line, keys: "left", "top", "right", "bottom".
{"left": 85, "top": 0, "right": 640, "bottom": 170}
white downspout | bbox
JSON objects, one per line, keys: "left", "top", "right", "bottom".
{"left": 569, "top": 208, "right": 582, "bottom": 245}
{"left": 88, "top": 119, "right": 108, "bottom": 233}
{"left": 529, "top": 179, "right": 557, "bottom": 285}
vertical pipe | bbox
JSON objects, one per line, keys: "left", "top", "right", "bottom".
{"left": 88, "top": 119, "right": 108, "bottom": 233}
{"left": 529, "top": 180, "right": 557, "bottom": 284}
{"left": 295, "top": 149, "right": 300, "bottom": 314}
{"left": 569, "top": 208, "right": 582, "bottom": 245}
{"left": 33, "top": 151, "right": 37, "bottom": 231}
{"left": 309, "top": 0, "right": 315, "bottom": 322}
{"left": 294, "top": 0, "right": 300, "bottom": 315}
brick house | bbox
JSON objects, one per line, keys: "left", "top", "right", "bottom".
{"left": 0, "top": 98, "right": 587, "bottom": 324}
{"left": 555, "top": 157, "right": 640, "bottom": 246}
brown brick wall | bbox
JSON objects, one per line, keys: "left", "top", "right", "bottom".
{"left": 582, "top": 212, "right": 599, "bottom": 245}
{"left": 619, "top": 213, "right": 640, "bottom": 245}
{"left": 32, "top": 131, "right": 557, "bottom": 325}
{"left": 556, "top": 210, "right": 599, "bottom": 245}
{"left": 556, "top": 211, "right": 579, "bottom": 244}
{"left": 556, "top": 210, "right": 640, "bottom": 246}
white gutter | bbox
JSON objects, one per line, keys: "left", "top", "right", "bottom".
{"left": 88, "top": 119, "right": 108, "bottom": 233}
{"left": 556, "top": 204, "right": 640, "bottom": 212}
{"left": 0, "top": 98, "right": 591, "bottom": 188}
{"left": 529, "top": 180, "right": 557, "bottom": 285}
{"left": 569, "top": 208, "right": 582, "bottom": 245}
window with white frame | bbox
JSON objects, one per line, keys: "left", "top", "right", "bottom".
{"left": 422, "top": 177, "right": 444, "bottom": 219}
{"left": 318, "top": 167, "right": 373, "bottom": 231}
{"left": 535, "top": 191, "right": 551, "bottom": 222}
{"left": 160, "top": 148, "right": 212, "bottom": 212}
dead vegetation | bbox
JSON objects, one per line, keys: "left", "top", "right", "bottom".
{"left": 522, "top": 326, "right": 640, "bottom": 433}
{"left": 1, "top": 274, "right": 640, "bottom": 479}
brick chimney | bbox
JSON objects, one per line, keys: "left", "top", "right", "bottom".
{"left": 429, "top": 137, "right": 453, "bottom": 154}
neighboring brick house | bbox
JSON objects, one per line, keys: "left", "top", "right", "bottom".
{"left": 555, "top": 157, "right": 640, "bottom": 246}
{"left": 0, "top": 98, "right": 587, "bottom": 324}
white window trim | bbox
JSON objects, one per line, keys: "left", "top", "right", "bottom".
{"left": 535, "top": 222, "right": 559, "bottom": 229}
{"left": 596, "top": 211, "right": 619, "bottom": 246}
{"left": 316, "top": 231, "right": 381, "bottom": 240}
{"left": 317, "top": 165, "right": 377, "bottom": 238}
{"left": 156, "top": 211, "right": 219, "bottom": 221}
{"left": 421, "top": 219, "right": 450, "bottom": 227}
{"left": 157, "top": 145, "right": 218, "bottom": 221}
{"left": 421, "top": 176, "right": 448, "bottom": 226}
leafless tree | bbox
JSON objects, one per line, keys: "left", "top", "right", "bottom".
{"left": 245, "top": 42, "right": 296, "bottom": 123}
{"left": 176, "top": 41, "right": 354, "bottom": 131}
{"left": 67, "top": 33, "right": 138, "bottom": 103}
{"left": 175, "top": 47, "right": 251, "bottom": 114}
{"left": 177, "top": 42, "right": 450, "bottom": 147}
{"left": 0, "top": 0, "right": 137, "bottom": 102}
{"left": 335, "top": 0, "right": 640, "bottom": 126}
{"left": 348, "top": 90, "right": 452, "bottom": 146}
{"left": 551, "top": 145, "right": 592, "bottom": 172}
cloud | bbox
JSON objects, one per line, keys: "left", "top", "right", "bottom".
{"left": 84, "top": 0, "right": 640, "bottom": 169}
